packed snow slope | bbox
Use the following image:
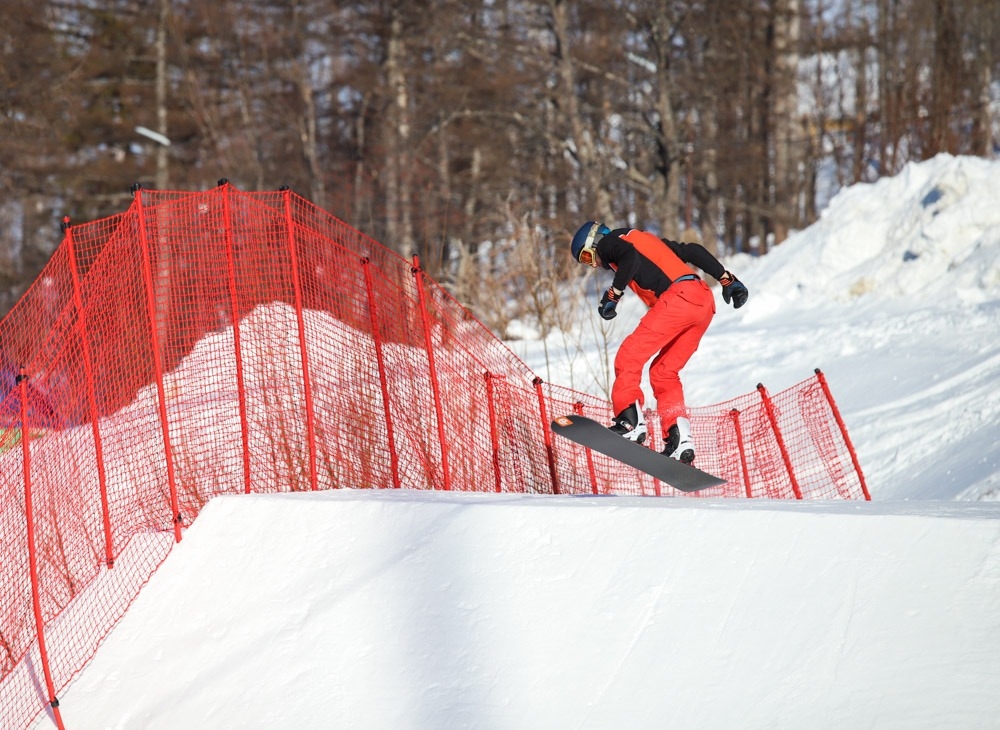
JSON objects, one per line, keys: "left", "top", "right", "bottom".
{"left": 35, "top": 492, "right": 1000, "bottom": 730}
{"left": 511, "top": 153, "right": 1000, "bottom": 501}
{"left": 30, "top": 154, "right": 1000, "bottom": 730}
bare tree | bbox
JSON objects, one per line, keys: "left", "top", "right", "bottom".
{"left": 0, "top": 0, "right": 998, "bottom": 321}
{"left": 972, "top": 1, "right": 995, "bottom": 157}
{"left": 771, "top": 0, "right": 806, "bottom": 241}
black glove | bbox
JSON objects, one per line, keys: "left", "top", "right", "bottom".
{"left": 598, "top": 287, "right": 622, "bottom": 320}
{"left": 719, "top": 271, "right": 748, "bottom": 309}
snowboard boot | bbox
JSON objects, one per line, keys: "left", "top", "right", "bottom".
{"left": 663, "top": 417, "right": 695, "bottom": 464}
{"left": 608, "top": 402, "right": 647, "bottom": 444}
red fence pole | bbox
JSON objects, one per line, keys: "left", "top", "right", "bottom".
{"left": 756, "top": 383, "right": 803, "bottom": 499}
{"left": 485, "top": 373, "right": 503, "bottom": 493}
{"left": 63, "top": 216, "right": 115, "bottom": 566}
{"left": 411, "top": 256, "right": 452, "bottom": 491}
{"left": 534, "top": 377, "right": 561, "bottom": 495}
{"left": 281, "top": 187, "right": 319, "bottom": 492}
{"left": 133, "top": 185, "right": 183, "bottom": 540}
{"left": 363, "top": 258, "right": 401, "bottom": 489}
{"left": 814, "top": 368, "right": 872, "bottom": 500}
{"left": 219, "top": 181, "right": 253, "bottom": 495}
{"left": 18, "top": 368, "right": 67, "bottom": 730}
{"left": 573, "top": 402, "right": 600, "bottom": 495}
{"left": 729, "top": 409, "right": 753, "bottom": 498}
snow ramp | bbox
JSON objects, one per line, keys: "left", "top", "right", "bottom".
{"left": 33, "top": 490, "right": 1000, "bottom": 730}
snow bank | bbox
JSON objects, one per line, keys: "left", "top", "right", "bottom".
{"left": 732, "top": 153, "right": 1000, "bottom": 306}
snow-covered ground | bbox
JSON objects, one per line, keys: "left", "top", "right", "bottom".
{"left": 30, "top": 154, "right": 1000, "bottom": 729}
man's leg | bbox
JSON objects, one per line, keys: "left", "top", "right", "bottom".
{"left": 648, "top": 283, "right": 715, "bottom": 431}
{"left": 610, "top": 298, "right": 680, "bottom": 416}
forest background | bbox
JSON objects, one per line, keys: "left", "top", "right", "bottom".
{"left": 1, "top": 0, "right": 997, "bottom": 335}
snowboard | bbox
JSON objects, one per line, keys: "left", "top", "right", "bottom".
{"left": 550, "top": 414, "right": 726, "bottom": 493}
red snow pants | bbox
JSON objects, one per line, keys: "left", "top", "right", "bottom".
{"left": 610, "top": 278, "right": 716, "bottom": 436}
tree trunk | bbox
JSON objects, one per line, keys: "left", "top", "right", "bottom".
{"left": 976, "top": 4, "right": 994, "bottom": 157}
{"left": 155, "top": 0, "right": 170, "bottom": 190}
{"left": 930, "top": 0, "right": 959, "bottom": 156}
{"left": 652, "top": 10, "right": 681, "bottom": 240}
{"left": 385, "top": 10, "right": 415, "bottom": 258}
{"left": 771, "top": 0, "right": 803, "bottom": 243}
{"left": 549, "top": 0, "right": 612, "bottom": 223}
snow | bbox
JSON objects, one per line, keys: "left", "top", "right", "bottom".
{"left": 30, "top": 154, "right": 1000, "bottom": 729}
{"left": 30, "top": 492, "right": 1000, "bottom": 729}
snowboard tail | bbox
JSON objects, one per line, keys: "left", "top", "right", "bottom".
{"left": 551, "top": 414, "right": 726, "bottom": 493}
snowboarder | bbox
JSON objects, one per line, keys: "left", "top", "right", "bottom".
{"left": 570, "top": 221, "right": 748, "bottom": 464}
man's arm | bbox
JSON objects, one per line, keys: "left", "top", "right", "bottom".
{"left": 667, "top": 239, "right": 749, "bottom": 309}
{"left": 665, "top": 239, "right": 726, "bottom": 281}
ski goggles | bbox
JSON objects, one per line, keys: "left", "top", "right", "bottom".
{"left": 577, "top": 245, "right": 597, "bottom": 266}
{"left": 576, "top": 223, "right": 602, "bottom": 266}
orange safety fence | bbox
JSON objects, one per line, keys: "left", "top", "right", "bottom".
{"left": 0, "top": 182, "right": 869, "bottom": 729}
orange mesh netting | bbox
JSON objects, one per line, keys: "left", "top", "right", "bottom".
{"left": 0, "top": 183, "right": 868, "bottom": 729}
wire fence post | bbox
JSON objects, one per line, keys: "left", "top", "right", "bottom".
{"left": 485, "top": 372, "right": 504, "bottom": 493}
{"left": 364, "top": 258, "right": 401, "bottom": 489}
{"left": 572, "top": 402, "right": 600, "bottom": 495}
{"left": 729, "top": 408, "right": 753, "bottom": 498}
{"left": 756, "top": 383, "right": 803, "bottom": 499}
{"left": 411, "top": 256, "right": 451, "bottom": 491}
{"left": 18, "top": 368, "right": 66, "bottom": 730}
{"left": 814, "top": 368, "right": 871, "bottom": 500}
{"left": 219, "top": 180, "right": 253, "bottom": 495}
{"left": 281, "top": 187, "right": 319, "bottom": 491}
{"left": 133, "top": 184, "right": 183, "bottom": 539}
{"left": 63, "top": 216, "right": 115, "bottom": 566}
{"left": 534, "top": 377, "right": 561, "bottom": 495}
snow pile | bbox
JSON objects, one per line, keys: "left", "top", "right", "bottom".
{"left": 738, "top": 153, "right": 1000, "bottom": 305}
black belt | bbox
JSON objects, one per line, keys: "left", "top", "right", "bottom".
{"left": 672, "top": 274, "right": 699, "bottom": 284}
